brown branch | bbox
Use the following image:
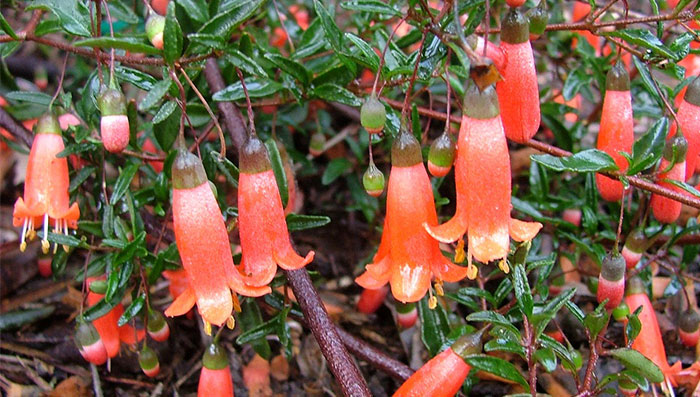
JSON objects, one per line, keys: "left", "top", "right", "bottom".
{"left": 335, "top": 327, "right": 414, "bottom": 381}
{"left": 0, "top": 107, "right": 33, "bottom": 147}
{"left": 203, "top": 59, "right": 371, "bottom": 397}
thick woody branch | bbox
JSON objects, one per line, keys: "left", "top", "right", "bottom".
{"left": 203, "top": 58, "right": 371, "bottom": 397}
{"left": 0, "top": 107, "right": 33, "bottom": 147}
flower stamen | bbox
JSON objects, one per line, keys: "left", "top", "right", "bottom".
{"left": 41, "top": 213, "right": 50, "bottom": 254}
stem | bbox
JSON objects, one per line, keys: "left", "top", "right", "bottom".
{"left": 102, "top": 0, "right": 116, "bottom": 85}
{"left": 523, "top": 315, "right": 537, "bottom": 397}
{"left": 48, "top": 53, "right": 69, "bottom": 111}
{"left": 578, "top": 324, "right": 606, "bottom": 396}
{"left": 0, "top": 107, "right": 33, "bottom": 147}
{"left": 371, "top": 15, "right": 408, "bottom": 97}
{"left": 202, "top": 59, "right": 370, "bottom": 397}
{"left": 179, "top": 67, "right": 226, "bottom": 158}
{"left": 235, "top": 67, "right": 256, "bottom": 137}
{"left": 401, "top": 31, "right": 427, "bottom": 120}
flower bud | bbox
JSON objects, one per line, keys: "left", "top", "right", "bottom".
{"left": 396, "top": 302, "right": 417, "bottom": 328}
{"left": 309, "top": 131, "right": 325, "bottom": 157}
{"left": 361, "top": 96, "right": 386, "bottom": 134}
{"left": 147, "top": 310, "right": 170, "bottom": 342}
{"left": 75, "top": 321, "right": 108, "bottom": 365}
{"left": 528, "top": 1, "right": 548, "bottom": 40}
{"left": 505, "top": 0, "right": 526, "bottom": 7}
{"left": 597, "top": 251, "right": 626, "bottom": 310}
{"left": 428, "top": 132, "right": 455, "bottom": 177}
{"left": 139, "top": 346, "right": 160, "bottom": 377}
{"left": 363, "top": 160, "right": 385, "bottom": 197}
{"left": 98, "top": 87, "right": 129, "bottom": 153}
{"left": 621, "top": 229, "right": 646, "bottom": 269}
{"left": 679, "top": 308, "right": 700, "bottom": 347}
{"left": 146, "top": 13, "right": 165, "bottom": 50}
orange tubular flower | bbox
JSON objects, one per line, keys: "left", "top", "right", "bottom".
{"left": 13, "top": 113, "right": 80, "bottom": 254}
{"left": 236, "top": 136, "right": 314, "bottom": 288}
{"left": 356, "top": 128, "right": 468, "bottom": 303}
{"left": 595, "top": 63, "right": 634, "bottom": 202}
{"left": 425, "top": 84, "right": 542, "bottom": 264}
{"left": 167, "top": 149, "right": 270, "bottom": 327}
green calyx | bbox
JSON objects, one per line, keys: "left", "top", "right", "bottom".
{"left": 89, "top": 280, "right": 108, "bottom": 294}
{"left": 147, "top": 310, "right": 167, "bottom": 333}
{"left": 625, "top": 276, "right": 644, "bottom": 296}
{"left": 601, "top": 251, "right": 626, "bottom": 282}
{"left": 309, "top": 132, "right": 326, "bottom": 154}
{"left": 451, "top": 329, "right": 484, "bottom": 361}
{"left": 684, "top": 76, "right": 700, "bottom": 107}
{"left": 363, "top": 160, "right": 385, "bottom": 195}
{"left": 663, "top": 133, "right": 688, "bottom": 162}
{"left": 501, "top": 8, "right": 529, "bottom": 44}
{"left": 605, "top": 63, "right": 630, "bottom": 91}
{"left": 75, "top": 321, "right": 100, "bottom": 347}
{"left": 202, "top": 342, "right": 229, "bottom": 370}
{"left": 171, "top": 149, "right": 208, "bottom": 189}
{"left": 361, "top": 96, "right": 387, "bottom": 133}
{"left": 139, "top": 346, "right": 159, "bottom": 370}
{"left": 428, "top": 132, "right": 456, "bottom": 168}
{"left": 624, "top": 229, "right": 647, "bottom": 253}
{"left": 98, "top": 87, "right": 127, "bottom": 117}
{"left": 391, "top": 126, "right": 422, "bottom": 167}
{"left": 680, "top": 309, "right": 700, "bottom": 333}
{"left": 528, "top": 1, "right": 548, "bottom": 37}
{"left": 239, "top": 135, "right": 272, "bottom": 174}
{"left": 36, "top": 113, "right": 61, "bottom": 135}
{"left": 146, "top": 13, "right": 165, "bottom": 42}
{"left": 612, "top": 302, "right": 630, "bottom": 321}
{"left": 396, "top": 301, "right": 416, "bottom": 315}
{"left": 464, "top": 82, "right": 500, "bottom": 120}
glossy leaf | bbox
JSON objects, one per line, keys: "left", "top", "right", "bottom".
{"left": 531, "top": 149, "right": 618, "bottom": 173}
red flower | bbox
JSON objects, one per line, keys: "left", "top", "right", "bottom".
{"left": 166, "top": 149, "right": 270, "bottom": 327}
{"left": 356, "top": 129, "right": 468, "bottom": 303}
{"left": 85, "top": 277, "right": 145, "bottom": 359}
{"left": 236, "top": 136, "right": 314, "bottom": 288}
{"left": 425, "top": 84, "right": 541, "bottom": 264}
{"left": 13, "top": 113, "right": 80, "bottom": 254}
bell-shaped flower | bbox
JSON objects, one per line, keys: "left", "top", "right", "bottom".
{"left": 356, "top": 128, "right": 468, "bottom": 303}
{"left": 425, "top": 83, "right": 541, "bottom": 264}
{"left": 13, "top": 113, "right": 80, "bottom": 254}
{"left": 166, "top": 149, "right": 270, "bottom": 327}
{"left": 236, "top": 136, "right": 315, "bottom": 288}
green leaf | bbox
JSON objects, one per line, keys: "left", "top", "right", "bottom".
{"left": 535, "top": 348, "right": 558, "bottom": 373}
{"left": 512, "top": 264, "right": 533, "bottom": 317}
{"left": 139, "top": 78, "right": 172, "bottom": 111}
{"left": 605, "top": 29, "right": 677, "bottom": 60}
{"left": 27, "top": 0, "right": 91, "bottom": 37}
{"left": 263, "top": 53, "right": 310, "bottom": 87}
{"left": 224, "top": 49, "right": 268, "bottom": 77}
{"left": 531, "top": 149, "right": 619, "bottom": 173}
{"left": 465, "top": 355, "right": 529, "bottom": 390}
{"left": 312, "top": 84, "right": 361, "bottom": 106}
{"left": 69, "top": 166, "right": 96, "bottom": 193}
{"left": 632, "top": 57, "right": 664, "bottom": 108}
{"left": 164, "top": 1, "right": 184, "bottom": 64}
{"left": 627, "top": 117, "right": 668, "bottom": 175}
{"left": 265, "top": 139, "right": 289, "bottom": 208}
{"left": 210, "top": 150, "right": 239, "bottom": 187}
{"left": 154, "top": 103, "right": 181, "bottom": 151}
{"left": 117, "top": 294, "right": 145, "bottom": 326}
{"left": 74, "top": 37, "right": 160, "bottom": 55}
{"left": 313, "top": 1, "right": 343, "bottom": 52}
{"left": 115, "top": 66, "right": 158, "bottom": 91}
{"left": 106, "top": 1, "right": 139, "bottom": 25}
{"left": 238, "top": 299, "right": 272, "bottom": 359}
{"left": 5, "top": 91, "right": 52, "bottom": 106}
{"left": 665, "top": 179, "right": 700, "bottom": 198}
{"left": 345, "top": 33, "right": 380, "bottom": 72}
{"left": 0, "top": 307, "right": 54, "bottom": 331}
{"left": 0, "top": 11, "right": 18, "bottom": 39}
{"left": 110, "top": 163, "right": 140, "bottom": 205}
{"left": 212, "top": 78, "right": 284, "bottom": 101}
{"left": 322, "top": 158, "right": 352, "bottom": 185}
{"left": 466, "top": 311, "right": 520, "bottom": 337}
{"left": 198, "top": 0, "right": 263, "bottom": 37}
{"left": 563, "top": 67, "right": 591, "bottom": 101}
{"left": 608, "top": 348, "right": 664, "bottom": 383}
{"left": 152, "top": 101, "right": 178, "bottom": 124}
{"left": 105, "top": 261, "right": 134, "bottom": 302}
{"left": 113, "top": 232, "right": 146, "bottom": 267}
{"left": 418, "top": 296, "right": 451, "bottom": 356}
{"left": 533, "top": 288, "right": 576, "bottom": 339}
{"left": 187, "top": 33, "right": 226, "bottom": 50}
{"left": 340, "top": 0, "right": 401, "bottom": 16}
{"left": 176, "top": 0, "right": 209, "bottom": 23}
{"left": 285, "top": 214, "right": 331, "bottom": 231}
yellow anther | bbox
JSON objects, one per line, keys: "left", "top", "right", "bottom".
{"left": 434, "top": 280, "right": 444, "bottom": 297}
{"left": 428, "top": 295, "right": 437, "bottom": 310}
{"left": 467, "top": 264, "right": 478, "bottom": 280}
{"left": 499, "top": 259, "right": 510, "bottom": 274}
{"left": 63, "top": 244, "right": 70, "bottom": 253}
{"left": 226, "top": 316, "right": 235, "bottom": 330}
{"left": 27, "top": 230, "right": 36, "bottom": 240}
{"left": 454, "top": 239, "right": 466, "bottom": 263}
{"left": 41, "top": 239, "right": 50, "bottom": 254}
{"left": 203, "top": 320, "right": 212, "bottom": 336}
{"left": 20, "top": 241, "right": 27, "bottom": 252}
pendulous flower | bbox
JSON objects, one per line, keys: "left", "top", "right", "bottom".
{"left": 166, "top": 149, "right": 270, "bottom": 327}
{"left": 355, "top": 127, "right": 468, "bottom": 303}
{"left": 13, "top": 113, "right": 80, "bottom": 254}
{"left": 425, "top": 83, "right": 541, "bottom": 264}
{"left": 236, "top": 136, "right": 315, "bottom": 288}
